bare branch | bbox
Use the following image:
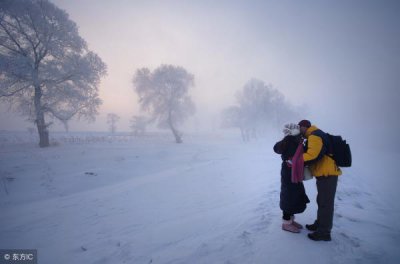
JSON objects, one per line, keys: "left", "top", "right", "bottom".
{"left": 41, "top": 73, "right": 74, "bottom": 86}
{"left": 0, "top": 41, "right": 21, "bottom": 54}
{"left": 0, "top": 83, "right": 31, "bottom": 97}
{"left": 12, "top": 15, "right": 39, "bottom": 63}
{"left": 0, "top": 19, "right": 28, "bottom": 57}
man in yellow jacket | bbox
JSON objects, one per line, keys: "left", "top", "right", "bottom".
{"left": 299, "top": 120, "right": 341, "bottom": 241}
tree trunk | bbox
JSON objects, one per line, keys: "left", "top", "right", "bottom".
{"left": 168, "top": 112, "right": 182, "bottom": 143}
{"left": 172, "top": 127, "right": 182, "bottom": 143}
{"left": 34, "top": 78, "right": 49, "bottom": 147}
{"left": 36, "top": 118, "right": 49, "bottom": 147}
{"left": 169, "top": 122, "right": 182, "bottom": 143}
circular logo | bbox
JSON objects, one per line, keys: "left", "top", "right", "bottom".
{"left": 4, "top": 254, "right": 10, "bottom": 260}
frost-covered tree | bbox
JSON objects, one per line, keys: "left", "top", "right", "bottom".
{"left": 221, "top": 106, "right": 251, "bottom": 142}
{"left": 133, "top": 65, "right": 195, "bottom": 143}
{"left": 222, "top": 79, "right": 299, "bottom": 140}
{"left": 0, "top": 0, "right": 106, "bottom": 147}
{"left": 107, "top": 113, "right": 120, "bottom": 134}
{"left": 130, "top": 115, "right": 147, "bottom": 136}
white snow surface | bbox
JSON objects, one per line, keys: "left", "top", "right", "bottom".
{"left": 0, "top": 132, "right": 399, "bottom": 264}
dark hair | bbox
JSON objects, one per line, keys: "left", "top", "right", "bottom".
{"left": 298, "top": 120, "right": 311, "bottom": 128}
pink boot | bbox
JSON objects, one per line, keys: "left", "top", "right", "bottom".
{"left": 282, "top": 220, "right": 300, "bottom": 233}
{"left": 290, "top": 216, "right": 303, "bottom": 229}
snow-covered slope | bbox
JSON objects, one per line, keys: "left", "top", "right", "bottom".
{"left": 0, "top": 133, "right": 399, "bottom": 264}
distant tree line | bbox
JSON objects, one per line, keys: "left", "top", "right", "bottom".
{"left": 1, "top": 0, "right": 303, "bottom": 146}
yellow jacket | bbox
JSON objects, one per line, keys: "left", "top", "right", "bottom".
{"left": 303, "top": 126, "right": 342, "bottom": 177}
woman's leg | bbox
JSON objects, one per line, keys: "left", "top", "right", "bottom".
{"left": 282, "top": 212, "right": 291, "bottom": 221}
{"left": 282, "top": 212, "right": 300, "bottom": 233}
{"left": 290, "top": 215, "right": 303, "bottom": 229}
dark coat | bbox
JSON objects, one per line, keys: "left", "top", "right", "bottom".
{"left": 274, "top": 135, "right": 310, "bottom": 215}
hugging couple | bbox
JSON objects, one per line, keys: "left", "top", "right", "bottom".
{"left": 273, "top": 120, "right": 342, "bottom": 242}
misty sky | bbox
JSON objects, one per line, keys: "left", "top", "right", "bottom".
{"left": 1, "top": 0, "right": 399, "bottom": 145}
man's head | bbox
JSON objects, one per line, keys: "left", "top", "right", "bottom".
{"left": 298, "top": 120, "right": 311, "bottom": 135}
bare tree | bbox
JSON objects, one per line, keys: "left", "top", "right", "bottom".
{"left": 0, "top": 0, "right": 106, "bottom": 147}
{"left": 107, "top": 113, "right": 120, "bottom": 134}
{"left": 133, "top": 65, "right": 195, "bottom": 143}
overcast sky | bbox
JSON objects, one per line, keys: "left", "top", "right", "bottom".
{"left": 1, "top": 0, "right": 399, "bottom": 146}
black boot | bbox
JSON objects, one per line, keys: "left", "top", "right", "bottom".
{"left": 305, "top": 220, "right": 318, "bottom": 231}
{"left": 307, "top": 232, "right": 331, "bottom": 241}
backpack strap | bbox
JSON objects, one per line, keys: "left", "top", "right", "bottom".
{"left": 310, "top": 129, "right": 331, "bottom": 159}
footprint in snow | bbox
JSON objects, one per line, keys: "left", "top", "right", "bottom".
{"left": 353, "top": 202, "right": 364, "bottom": 209}
{"left": 339, "top": 232, "right": 361, "bottom": 248}
{"left": 238, "top": 231, "right": 252, "bottom": 246}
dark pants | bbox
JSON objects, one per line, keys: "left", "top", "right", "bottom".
{"left": 316, "top": 176, "right": 338, "bottom": 234}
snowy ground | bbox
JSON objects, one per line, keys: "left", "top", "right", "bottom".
{"left": 0, "top": 131, "right": 399, "bottom": 264}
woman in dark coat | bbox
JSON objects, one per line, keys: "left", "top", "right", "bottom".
{"left": 274, "top": 124, "right": 310, "bottom": 233}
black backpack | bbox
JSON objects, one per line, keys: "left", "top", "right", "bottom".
{"left": 311, "top": 130, "right": 352, "bottom": 167}
{"left": 325, "top": 134, "right": 352, "bottom": 167}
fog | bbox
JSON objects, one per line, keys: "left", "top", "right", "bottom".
{"left": 1, "top": 0, "right": 399, "bottom": 149}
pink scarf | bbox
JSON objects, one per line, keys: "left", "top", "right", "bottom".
{"left": 291, "top": 143, "right": 304, "bottom": 183}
